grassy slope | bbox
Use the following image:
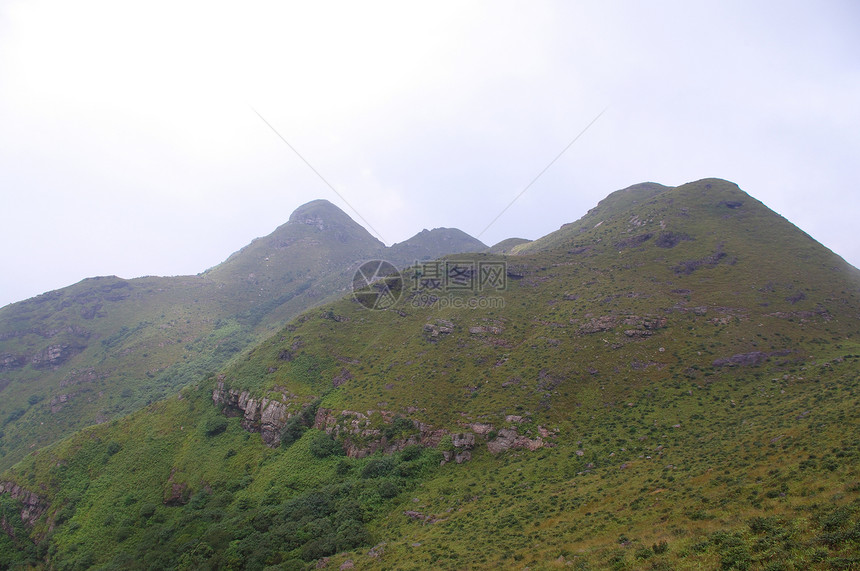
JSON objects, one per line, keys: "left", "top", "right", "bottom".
{"left": 2, "top": 179, "right": 860, "bottom": 570}
{"left": 387, "top": 228, "right": 487, "bottom": 264}
{"left": 486, "top": 237, "right": 532, "bottom": 254}
{"left": 0, "top": 199, "right": 486, "bottom": 473}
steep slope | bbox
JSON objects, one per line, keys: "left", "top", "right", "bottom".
{"left": 201, "top": 199, "right": 387, "bottom": 330}
{"left": 2, "top": 178, "right": 860, "bottom": 570}
{"left": 0, "top": 200, "right": 484, "bottom": 473}
{"left": 0, "top": 274, "right": 235, "bottom": 472}
{"left": 511, "top": 181, "right": 671, "bottom": 254}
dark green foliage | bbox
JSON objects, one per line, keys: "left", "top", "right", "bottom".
{"left": 309, "top": 431, "right": 344, "bottom": 459}
{"left": 3, "top": 408, "right": 25, "bottom": 426}
{"left": 139, "top": 502, "right": 157, "bottom": 519}
{"left": 361, "top": 457, "right": 394, "bottom": 479}
{"left": 383, "top": 415, "right": 416, "bottom": 439}
{"left": 652, "top": 540, "right": 669, "bottom": 554}
{"left": 280, "top": 415, "right": 306, "bottom": 447}
{"left": 0, "top": 495, "right": 38, "bottom": 567}
{"left": 203, "top": 416, "right": 227, "bottom": 437}
{"left": 378, "top": 479, "right": 399, "bottom": 498}
{"left": 401, "top": 444, "right": 423, "bottom": 461}
{"left": 281, "top": 399, "right": 322, "bottom": 447}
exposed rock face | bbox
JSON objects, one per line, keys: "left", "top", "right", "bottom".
{"left": 312, "top": 408, "right": 445, "bottom": 459}
{"left": 332, "top": 368, "right": 353, "bottom": 388}
{"left": 423, "top": 319, "right": 454, "bottom": 338}
{"left": 486, "top": 428, "right": 544, "bottom": 454}
{"left": 49, "top": 393, "right": 77, "bottom": 414}
{"left": 0, "top": 481, "right": 48, "bottom": 527}
{"left": 214, "top": 380, "right": 553, "bottom": 460}
{"left": 164, "top": 482, "right": 191, "bottom": 506}
{"left": 712, "top": 349, "right": 794, "bottom": 368}
{"left": 578, "top": 315, "right": 617, "bottom": 334}
{"left": 31, "top": 344, "right": 75, "bottom": 369}
{"left": 212, "top": 381, "right": 289, "bottom": 447}
{"left": 0, "top": 354, "right": 23, "bottom": 371}
{"left": 451, "top": 432, "right": 475, "bottom": 449}
{"left": 441, "top": 450, "right": 471, "bottom": 464}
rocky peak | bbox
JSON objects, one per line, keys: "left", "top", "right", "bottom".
{"left": 287, "top": 199, "right": 355, "bottom": 231}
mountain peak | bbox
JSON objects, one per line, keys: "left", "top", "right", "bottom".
{"left": 387, "top": 227, "right": 487, "bottom": 264}
{"left": 287, "top": 199, "right": 355, "bottom": 231}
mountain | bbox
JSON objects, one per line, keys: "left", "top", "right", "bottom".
{"left": 485, "top": 237, "right": 531, "bottom": 254}
{"left": 0, "top": 200, "right": 485, "bottom": 472}
{"left": 2, "top": 179, "right": 859, "bottom": 569}
{"left": 387, "top": 228, "right": 487, "bottom": 264}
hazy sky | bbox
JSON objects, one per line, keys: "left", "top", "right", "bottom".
{"left": 1, "top": 1, "right": 858, "bottom": 308}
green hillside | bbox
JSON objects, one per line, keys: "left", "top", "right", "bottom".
{"left": 1, "top": 179, "right": 859, "bottom": 570}
{"left": 0, "top": 201, "right": 485, "bottom": 473}
{"left": 486, "top": 237, "right": 532, "bottom": 254}
{"left": 388, "top": 227, "right": 487, "bottom": 263}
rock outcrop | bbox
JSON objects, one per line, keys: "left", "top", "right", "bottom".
{"left": 212, "top": 381, "right": 291, "bottom": 446}
{"left": 213, "top": 380, "right": 554, "bottom": 460}
{"left": 0, "top": 481, "right": 48, "bottom": 527}
{"left": 486, "top": 428, "right": 545, "bottom": 454}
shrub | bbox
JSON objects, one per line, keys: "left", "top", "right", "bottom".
{"left": 309, "top": 432, "right": 344, "bottom": 459}
{"left": 397, "top": 461, "right": 421, "bottom": 478}
{"left": 401, "top": 444, "right": 423, "bottom": 461}
{"left": 335, "top": 459, "right": 353, "bottom": 476}
{"left": 139, "top": 503, "right": 157, "bottom": 520}
{"left": 384, "top": 416, "right": 415, "bottom": 439}
{"left": 300, "top": 535, "right": 337, "bottom": 561}
{"left": 361, "top": 457, "right": 394, "bottom": 479}
{"left": 378, "top": 479, "right": 399, "bottom": 499}
{"left": 334, "top": 520, "right": 372, "bottom": 551}
{"left": 281, "top": 399, "right": 322, "bottom": 447}
{"left": 280, "top": 415, "right": 306, "bottom": 446}
{"left": 652, "top": 540, "right": 669, "bottom": 554}
{"left": 3, "top": 408, "right": 25, "bottom": 426}
{"left": 438, "top": 434, "right": 455, "bottom": 452}
{"left": 203, "top": 417, "right": 227, "bottom": 437}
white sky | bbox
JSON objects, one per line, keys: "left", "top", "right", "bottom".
{"left": 1, "top": 0, "right": 858, "bottom": 308}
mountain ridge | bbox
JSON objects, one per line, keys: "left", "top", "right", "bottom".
{"left": 0, "top": 199, "right": 487, "bottom": 472}
{"left": 2, "top": 178, "right": 860, "bottom": 569}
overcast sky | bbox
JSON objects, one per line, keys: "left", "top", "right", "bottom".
{"left": 1, "top": 0, "right": 858, "bottom": 308}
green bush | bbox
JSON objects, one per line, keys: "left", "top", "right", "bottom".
{"left": 401, "top": 444, "right": 423, "bottom": 461}
{"left": 203, "top": 417, "right": 227, "bottom": 437}
{"left": 652, "top": 540, "right": 668, "bottom": 554}
{"left": 378, "top": 479, "right": 399, "bottom": 499}
{"left": 309, "top": 431, "right": 344, "bottom": 459}
{"left": 335, "top": 459, "right": 353, "bottom": 475}
{"left": 361, "top": 457, "right": 394, "bottom": 479}
{"left": 280, "top": 415, "right": 306, "bottom": 446}
{"left": 139, "top": 503, "right": 157, "bottom": 520}
{"left": 3, "top": 408, "right": 25, "bottom": 426}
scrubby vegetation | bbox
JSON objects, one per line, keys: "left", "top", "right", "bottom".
{"left": 2, "top": 179, "right": 860, "bottom": 569}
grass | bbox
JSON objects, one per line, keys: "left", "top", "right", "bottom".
{"left": 1, "top": 178, "right": 859, "bottom": 569}
{"left": 0, "top": 199, "right": 487, "bottom": 473}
